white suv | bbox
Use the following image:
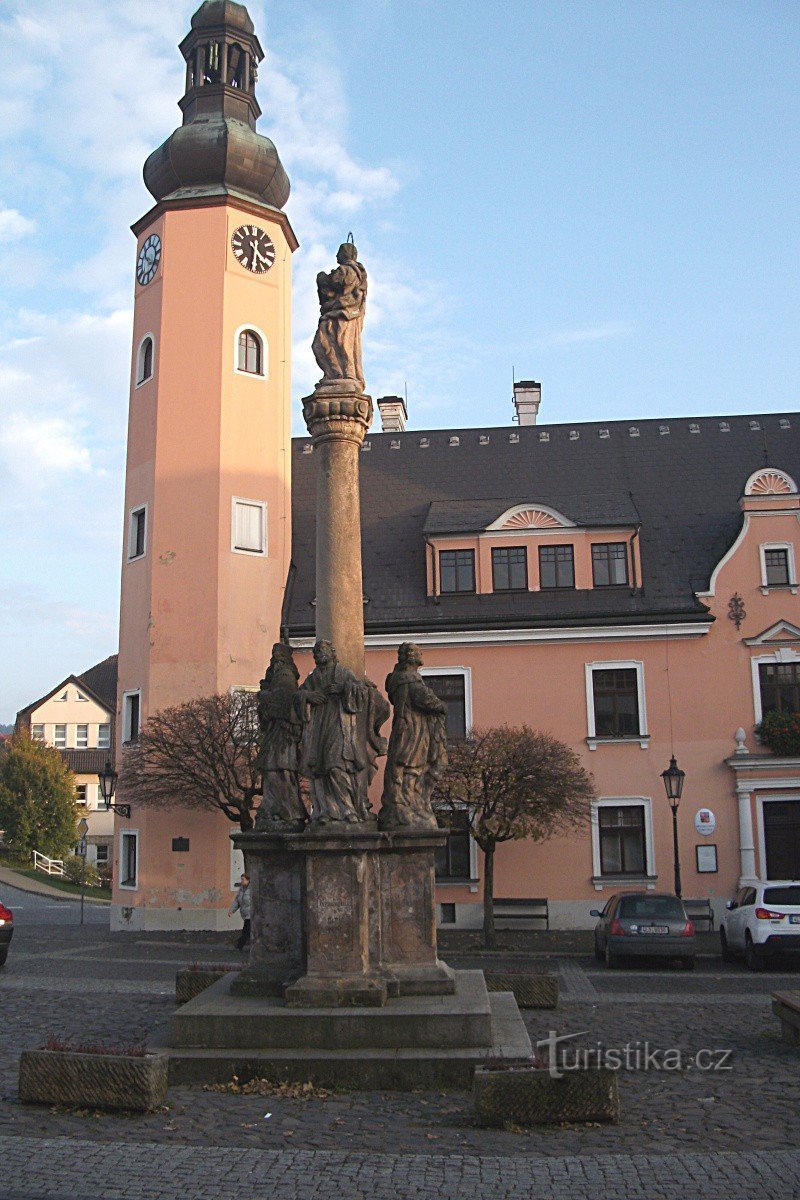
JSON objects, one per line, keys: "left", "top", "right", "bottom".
{"left": 720, "top": 882, "right": 800, "bottom": 970}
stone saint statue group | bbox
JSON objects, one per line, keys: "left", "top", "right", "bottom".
{"left": 255, "top": 639, "right": 448, "bottom": 831}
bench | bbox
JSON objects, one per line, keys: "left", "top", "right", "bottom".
{"left": 493, "top": 898, "right": 549, "bottom": 929}
{"left": 772, "top": 991, "right": 800, "bottom": 1046}
{"left": 683, "top": 898, "right": 715, "bottom": 931}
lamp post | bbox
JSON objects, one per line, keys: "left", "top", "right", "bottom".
{"left": 97, "top": 760, "right": 130, "bottom": 820}
{"left": 76, "top": 816, "right": 89, "bottom": 926}
{"left": 661, "top": 755, "right": 685, "bottom": 899}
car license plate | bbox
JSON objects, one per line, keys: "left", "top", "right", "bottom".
{"left": 638, "top": 925, "right": 669, "bottom": 935}
{"left": 790, "top": 915, "right": 800, "bottom": 925}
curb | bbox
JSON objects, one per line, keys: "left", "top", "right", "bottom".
{"left": 0, "top": 866, "right": 111, "bottom": 905}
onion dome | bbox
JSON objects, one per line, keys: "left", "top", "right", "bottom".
{"left": 143, "top": 1, "right": 290, "bottom": 211}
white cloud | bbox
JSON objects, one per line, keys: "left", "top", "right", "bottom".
{"left": 534, "top": 321, "right": 636, "bottom": 349}
{"left": 0, "top": 206, "right": 35, "bottom": 243}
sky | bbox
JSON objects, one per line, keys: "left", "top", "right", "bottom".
{"left": 1, "top": 0, "right": 799, "bottom": 721}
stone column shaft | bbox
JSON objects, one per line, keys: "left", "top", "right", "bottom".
{"left": 315, "top": 436, "right": 365, "bottom": 678}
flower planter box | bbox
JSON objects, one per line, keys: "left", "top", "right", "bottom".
{"left": 176, "top": 964, "right": 240, "bottom": 1004}
{"left": 18, "top": 1049, "right": 168, "bottom": 1113}
{"left": 484, "top": 972, "right": 559, "bottom": 1009}
{"left": 474, "top": 1064, "right": 619, "bottom": 1127}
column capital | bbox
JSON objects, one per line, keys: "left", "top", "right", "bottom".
{"left": 302, "top": 383, "right": 373, "bottom": 445}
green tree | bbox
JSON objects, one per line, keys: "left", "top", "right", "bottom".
{"left": 0, "top": 734, "right": 78, "bottom": 859}
{"left": 432, "top": 725, "right": 596, "bottom": 949}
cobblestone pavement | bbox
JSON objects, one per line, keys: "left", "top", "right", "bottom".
{"left": 3, "top": 906, "right": 800, "bottom": 1197}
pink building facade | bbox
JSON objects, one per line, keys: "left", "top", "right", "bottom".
{"left": 111, "top": 2, "right": 800, "bottom": 931}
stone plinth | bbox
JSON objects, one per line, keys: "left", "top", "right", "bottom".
{"left": 232, "top": 825, "right": 454, "bottom": 1006}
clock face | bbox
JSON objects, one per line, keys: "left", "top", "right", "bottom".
{"left": 136, "top": 234, "right": 161, "bottom": 286}
{"left": 231, "top": 224, "right": 276, "bottom": 274}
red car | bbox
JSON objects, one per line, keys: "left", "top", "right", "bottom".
{"left": 0, "top": 900, "right": 13, "bottom": 966}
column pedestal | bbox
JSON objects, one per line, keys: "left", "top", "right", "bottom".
{"left": 229, "top": 832, "right": 305, "bottom": 997}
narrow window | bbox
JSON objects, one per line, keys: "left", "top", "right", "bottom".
{"left": 232, "top": 499, "right": 267, "bottom": 554}
{"left": 599, "top": 806, "right": 646, "bottom": 875}
{"left": 759, "top": 662, "right": 800, "bottom": 716}
{"left": 120, "top": 831, "right": 138, "bottom": 888}
{"left": 765, "top": 549, "right": 791, "bottom": 586}
{"left": 123, "top": 693, "right": 140, "bottom": 743}
{"left": 98, "top": 723, "right": 111, "bottom": 750}
{"left": 539, "top": 544, "right": 575, "bottom": 589}
{"left": 592, "top": 542, "right": 628, "bottom": 587}
{"left": 76, "top": 724, "right": 88, "bottom": 748}
{"left": 237, "top": 329, "right": 263, "bottom": 375}
{"left": 128, "top": 506, "right": 146, "bottom": 560}
{"left": 434, "top": 809, "right": 472, "bottom": 880}
{"left": 75, "top": 784, "right": 87, "bottom": 806}
{"left": 592, "top": 668, "right": 640, "bottom": 737}
{"left": 95, "top": 844, "right": 109, "bottom": 866}
{"left": 424, "top": 674, "right": 467, "bottom": 740}
{"left": 492, "top": 546, "right": 527, "bottom": 591}
{"left": 136, "top": 336, "right": 154, "bottom": 385}
{"left": 32, "top": 724, "right": 45, "bottom": 741}
{"left": 54, "top": 724, "right": 67, "bottom": 748}
{"left": 439, "top": 549, "right": 475, "bottom": 594}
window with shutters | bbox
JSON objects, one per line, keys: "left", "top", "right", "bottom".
{"left": 231, "top": 498, "right": 267, "bottom": 555}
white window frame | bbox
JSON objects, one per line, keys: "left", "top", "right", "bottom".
{"left": 135, "top": 333, "right": 155, "bottom": 387}
{"left": 590, "top": 796, "right": 656, "bottom": 888}
{"left": 231, "top": 497, "right": 267, "bottom": 556}
{"left": 95, "top": 843, "right": 109, "bottom": 865}
{"left": 122, "top": 689, "right": 142, "bottom": 744}
{"left": 759, "top": 542, "right": 798, "bottom": 594}
{"left": 584, "top": 659, "right": 649, "bottom": 750}
{"left": 751, "top": 647, "right": 800, "bottom": 726}
{"left": 127, "top": 503, "right": 148, "bottom": 561}
{"left": 75, "top": 724, "right": 89, "bottom": 749}
{"left": 233, "top": 323, "right": 268, "bottom": 379}
{"left": 31, "top": 723, "right": 45, "bottom": 742}
{"left": 119, "top": 829, "right": 139, "bottom": 891}
{"left": 54, "top": 723, "right": 67, "bottom": 749}
{"left": 98, "top": 723, "right": 111, "bottom": 750}
{"left": 420, "top": 666, "right": 478, "bottom": 886}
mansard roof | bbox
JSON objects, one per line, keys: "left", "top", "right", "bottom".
{"left": 286, "top": 411, "right": 800, "bottom": 637}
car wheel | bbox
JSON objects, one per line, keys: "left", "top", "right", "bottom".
{"left": 720, "top": 928, "right": 735, "bottom": 964}
{"left": 745, "top": 934, "right": 765, "bottom": 972}
{"left": 604, "top": 943, "right": 619, "bottom": 969}
{"left": 594, "top": 936, "right": 604, "bottom": 963}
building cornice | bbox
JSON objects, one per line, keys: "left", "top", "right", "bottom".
{"left": 132, "top": 189, "right": 299, "bottom": 250}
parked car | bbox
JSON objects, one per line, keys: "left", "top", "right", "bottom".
{"left": 0, "top": 899, "right": 13, "bottom": 966}
{"left": 720, "top": 882, "right": 800, "bottom": 970}
{"left": 591, "top": 892, "right": 695, "bottom": 969}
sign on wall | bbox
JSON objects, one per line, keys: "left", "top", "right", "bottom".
{"left": 694, "top": 808, "right": 716, "bottom": 836}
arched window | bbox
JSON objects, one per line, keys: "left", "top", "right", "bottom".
{"left": 238, "top": 329, "right": 263, "bottom": 375}
{"left": 136, "top": 335, "right": 154, "bottom": 385}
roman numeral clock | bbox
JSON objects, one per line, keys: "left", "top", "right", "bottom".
{"left": 231, "top": 224, "right": 276, "bottom": 273}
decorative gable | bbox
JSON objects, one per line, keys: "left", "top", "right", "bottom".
{"left": 744, "top": 620, "right": 800, "bottom": 647}
{"left": 745, "top": 469, "right": 797, "bottom": 496}
{"left": 488, "top": 504, "right": 575, "bottom": 531}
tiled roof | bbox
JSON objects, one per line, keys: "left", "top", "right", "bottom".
{"left": 78, "top": 656, "right": 117, "bottom": 712}
{"left": 61, "top": 749, "right": 110, "bottom": 774}
{"left": 286, "top": 411, "right": 800, "bottom": 636}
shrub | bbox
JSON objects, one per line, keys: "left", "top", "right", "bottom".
{"left": 63, "top": 856, "right": 100, "bottom": 887}
{"left": 757, "top": 711, "right": 800, "bottom": 756}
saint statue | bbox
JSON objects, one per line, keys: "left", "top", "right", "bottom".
{"left": 254, "top": 643, "right": 306, "bottom": 830}
{"left": 296, "top": 639, "right": 370, "bottom": 824}
{"left": 378, "top": 643, "right": 448, "bottom": 830}
{"left": 311, "top": 237, "right": 368, "bottom": 391}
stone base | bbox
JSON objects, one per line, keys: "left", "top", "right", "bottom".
{"left": 159, "top": 969, "right": 531, "bottom": 1092}
{"left": 284, "top": 973, "right": 388, "bottom": 1008}
{"left": 473, "top": 1065, "right": 620, "bottom": 1127}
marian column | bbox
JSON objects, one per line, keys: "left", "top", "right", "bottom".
{"left": 302, "top": 238, "right": 371, "bottom": 679}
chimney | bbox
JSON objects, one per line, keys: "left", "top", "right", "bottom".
{"left": 377, "top": 395, "right": 408, "bottom": 433}
{"left": 513, "top": 380, "right": 541, "bottom": 426}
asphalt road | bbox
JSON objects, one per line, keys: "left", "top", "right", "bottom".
{"left": 1, "top": 882, "right": 109, "bottom": 926}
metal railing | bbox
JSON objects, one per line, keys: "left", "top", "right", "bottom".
{"left": 32, "top": 851, "right": 66, "bottom": 877}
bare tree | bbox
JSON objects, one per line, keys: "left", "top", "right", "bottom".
{"left": 120, "top": 692, "right": 264, "bottom": 831}
{"left": 432, "top": 725, "right": 596, "bottom": 949}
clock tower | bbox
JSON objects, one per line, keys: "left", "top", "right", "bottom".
{"left": 114, "top": 0, "right": 297, "bottom": 929}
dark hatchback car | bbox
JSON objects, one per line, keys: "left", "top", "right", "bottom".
{"left": 591, "top": 892, "right": 695, "bottom": 969}
{"left": 0, "top": 899, "right": 13, "bottom": 966}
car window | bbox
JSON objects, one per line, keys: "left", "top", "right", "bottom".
{"left": 741, "top": 888, "right": 757, "bottom": 907}
{"left": 618, "top": 896, "right": 685, "bottom": 920}
{"left": 764, "top": 886, "right": 800, "bottom": 906}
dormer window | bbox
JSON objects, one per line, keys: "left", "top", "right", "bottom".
{"left": 492, "top": 546, "right": 527, "bottom": 591}
{"left": 539, "top": 545, "right": 575, "bottom": 590}
{"left": 439, "top": 550, "right": 475, "bottom": 594}
{"left": 592, "top": 542, "right": 628, "bottom": 587}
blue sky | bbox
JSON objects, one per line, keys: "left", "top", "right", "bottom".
{"left": 1, "top": 0, "right": 799, "bottom": 720}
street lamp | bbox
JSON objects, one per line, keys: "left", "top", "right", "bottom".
{"left": 97, "top": 760, "right": 130, "bottom": 820}
{"left": 661, "top": 755, "right": 685, "bottom": 898}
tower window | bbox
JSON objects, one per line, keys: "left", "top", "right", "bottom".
{"left": 232, "top": 498, "right": 267, "bottom": 555}
{"left": 237, "top": 329, "right": 263, "bottom": 375}
{"left": 128, "top": 506, "right": 147, "bottom": 560}
{"left": 136, "top": 336, "right": 154, "bottom": 385}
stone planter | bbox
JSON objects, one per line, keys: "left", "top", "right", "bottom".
{"left": 474, "top": 1064, "right": 619, "bottom": 1127}
{"left": 176, "top": 964, "right": 240, "bottom": 1005}
{"left": 19, "top": 1049, "right": 168, "bottom": 1113}
{"left": 484, "top": 972, "right": 559, "bottom": 1009}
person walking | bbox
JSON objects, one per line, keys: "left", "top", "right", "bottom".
{"left": 229, "top": 873, "right": 251, "bottom": 950}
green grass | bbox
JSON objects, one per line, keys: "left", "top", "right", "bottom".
{"left": 0, "top": 855, "right": 111, "bottom": 900}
